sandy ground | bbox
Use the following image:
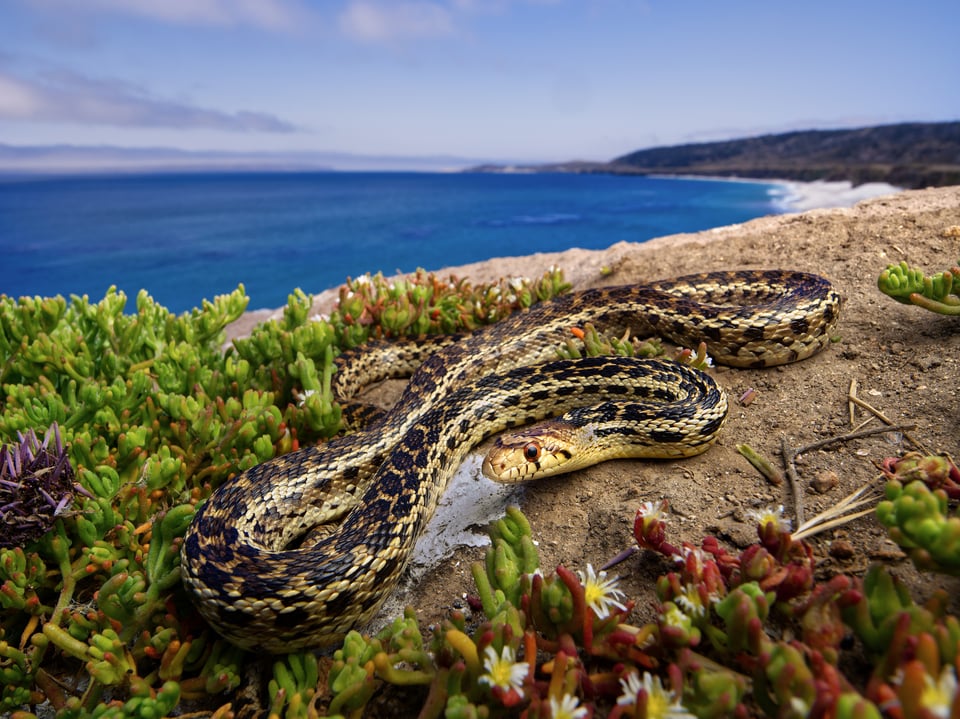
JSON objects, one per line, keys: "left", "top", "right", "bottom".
{"left": 230, "top": 184, "right": 960, "bottom": 682}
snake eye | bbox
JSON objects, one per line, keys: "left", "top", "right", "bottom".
{"left": 523, "top": 442, "right": 541, "bottom": 462}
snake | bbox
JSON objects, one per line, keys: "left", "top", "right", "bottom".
{"left": 181, "top": 270, "right": 841, "bottom": 652}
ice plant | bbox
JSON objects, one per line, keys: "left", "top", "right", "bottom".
{"left": 0, "top": 272, "right": 571, "bottom": 716}
{"left": 877, "top": 474, "right": 960, "bottom": 574}
{"left": 878, "top": 258, "right": 960, "bottom": 314}
{"left": 746, "top": 504, "right": 793, "bottom": 534}
{"left": 916, "top": 664, "right": 959, "bottom": 717}
{"left": 634, "top": 500, "right": 681, "bottom": 557}
{"left": 880, "top": 452, "right": 960, "bottom": 499}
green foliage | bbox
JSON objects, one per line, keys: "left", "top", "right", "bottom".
{"left": 0, "top": 269, "right": 569, "bottom": 717}
{"left": 878, "top": 258, "right": 960, "bottom": 314}
{"left": 877, "top": 454, "right": 960, "bottom": 574}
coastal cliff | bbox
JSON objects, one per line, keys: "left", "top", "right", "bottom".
{"left": 472, "top": 121, "right": 960, "bottom": 189}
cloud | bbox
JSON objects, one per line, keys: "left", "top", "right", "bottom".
{"left": 0, "top": 67, "right": 300, "bottom": 132}
{"left": 339, "top": 1, "right": 455, "bottom": 42}
{"left": 26, "top": 0, "right": 311, "bottom": 33}
{"left": 0, "top": 74, "right": 43, "bottom": 118}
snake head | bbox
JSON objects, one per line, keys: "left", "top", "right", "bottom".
{"left": 482, "top": 420, "right": 593, "bottom": 483}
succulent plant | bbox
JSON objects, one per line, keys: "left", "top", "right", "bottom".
{"left": 876, "top": 456, "right": 960, "bottom": 575}
{"left": 878, "top": 258, "right": 960, "bottom": 314}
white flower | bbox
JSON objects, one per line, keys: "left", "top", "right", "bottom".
{"left": 673, "top": 583, "right": 711, "bottom": 618}
{"left": 921, "top": 665, "right": 958, "bottom": 718}
{"left": 617, "top": 671, "right": 696, "bottom": 718}
{"left": 661, "top": 602, "right": 692, "bottom": 632}
{"left": 478, "top": 645, "right": 526, "bottom": 694}
{"left": 637, "top": 500, "right": 667, "bottom": 521}
{"left": 676, "top": 545, "right": 709, "bottom": 568}
{"left": 578, "top": 563, "right": 627, "bottom": 619}
{"left": 617, "top": 670, "right": 645, "bottom": 706}
{"left": 296, "top": 388, "right": 316, "bottom": 407}
{"left": 549, "top": 693, "right": 588, "bottom": 719}
{"left": 747, "top": 504, "right": 792, "bottom": 532}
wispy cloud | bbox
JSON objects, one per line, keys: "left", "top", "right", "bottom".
{"left": 0, "top": 67, "right": 300, "bottom": 132}
{"left": 338, "top": 1, "right": 456, "bottom": 42}
{"left": 33, "top": 0, "right": 311, "bottom": 33}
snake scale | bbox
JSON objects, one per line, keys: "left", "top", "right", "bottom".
{"left": 181, "top": 270, "right": 841, "bottom": 652}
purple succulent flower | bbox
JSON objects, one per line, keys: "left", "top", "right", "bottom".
{"left": 0, "top": 424, "right": 78, "bottom": 548}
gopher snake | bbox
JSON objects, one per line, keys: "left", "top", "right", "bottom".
{"left": 181, "top": 270, "right": 841, "bottom": 652}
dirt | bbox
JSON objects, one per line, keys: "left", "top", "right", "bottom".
{"left": 234, "top": 183, "right": 960, "bottom": 669}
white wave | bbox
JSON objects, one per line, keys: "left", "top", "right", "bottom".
{"left": 768, "top": 180, "right": 901, "bottom": 212}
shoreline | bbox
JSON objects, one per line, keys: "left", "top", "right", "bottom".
{"left": 766, "top": 178, "right": 902, "bottom": 212}
{"left": 645, "top": 172, "right": 902, "bottom": 213}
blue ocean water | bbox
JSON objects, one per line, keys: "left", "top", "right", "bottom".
{"left": 0, "top": 172, "right": 783, "bottom": 314}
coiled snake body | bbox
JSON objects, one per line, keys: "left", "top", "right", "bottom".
{"left": 181, "top": 270, "right": 841, "bottom": 652}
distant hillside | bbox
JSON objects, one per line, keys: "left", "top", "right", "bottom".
{"left": 608, "top": 122, "right": 960, "bottom": 188}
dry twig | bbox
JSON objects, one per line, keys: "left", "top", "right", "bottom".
{"left": 846, "top": 380, "right": 926, "bottom": 452}
{"left": 781, "top": 423, "right": 916, "bottom": 531}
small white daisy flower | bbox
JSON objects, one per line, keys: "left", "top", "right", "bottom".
{"left": 478, "top": 645, "right": 526, "bottom": 694}
{"left": 673, "top": 583, "right": 710, "bottom": 619}
{"left": 747, "top": 504, "right": 792, "bottom": 533}
{"left": 921, "top": 665, "right": 958, "bottom": 718}
{"left": 616, "top": 670, "right": 696, "bottom": 718}
{"left": 296, "top": 388, "right": 316, "bottom": 407}
{"left": 617, "top": 670, "right": 645, "bottom": 707}
{"left": 549, "top": 693, "right": 588, "bottom": 719}
{"left": 578, "top": 563, "right": 627, "bottom": 619}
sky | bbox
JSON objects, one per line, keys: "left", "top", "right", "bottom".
{"left": 0, "top": 0, "right": 958, "bottom": 169}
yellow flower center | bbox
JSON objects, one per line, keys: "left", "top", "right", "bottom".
{"left": 584, "top": 583, "right": 604, "bottom": 608}
{"left": 489, "top": 660, "right": 514, "bottom": 688}
{"left": 646, "top": 691, "right": 671, "bottom": 719}
{"left": 921, "top": 677, "right": 952, "bottom": 715}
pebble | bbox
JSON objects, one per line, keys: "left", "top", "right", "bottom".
{"left": 811, "top": 470, "right": 839, "bottom": 494}
{"left": 829, "top": 539, "right": 855, "bottom": 560}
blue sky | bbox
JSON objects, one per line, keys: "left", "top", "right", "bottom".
{"left": 0, "top": 0, "right": 957, "bottom": 168}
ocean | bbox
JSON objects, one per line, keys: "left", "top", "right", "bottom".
{"left": 0, "top": 172, "right": 785, "bottom": 314}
